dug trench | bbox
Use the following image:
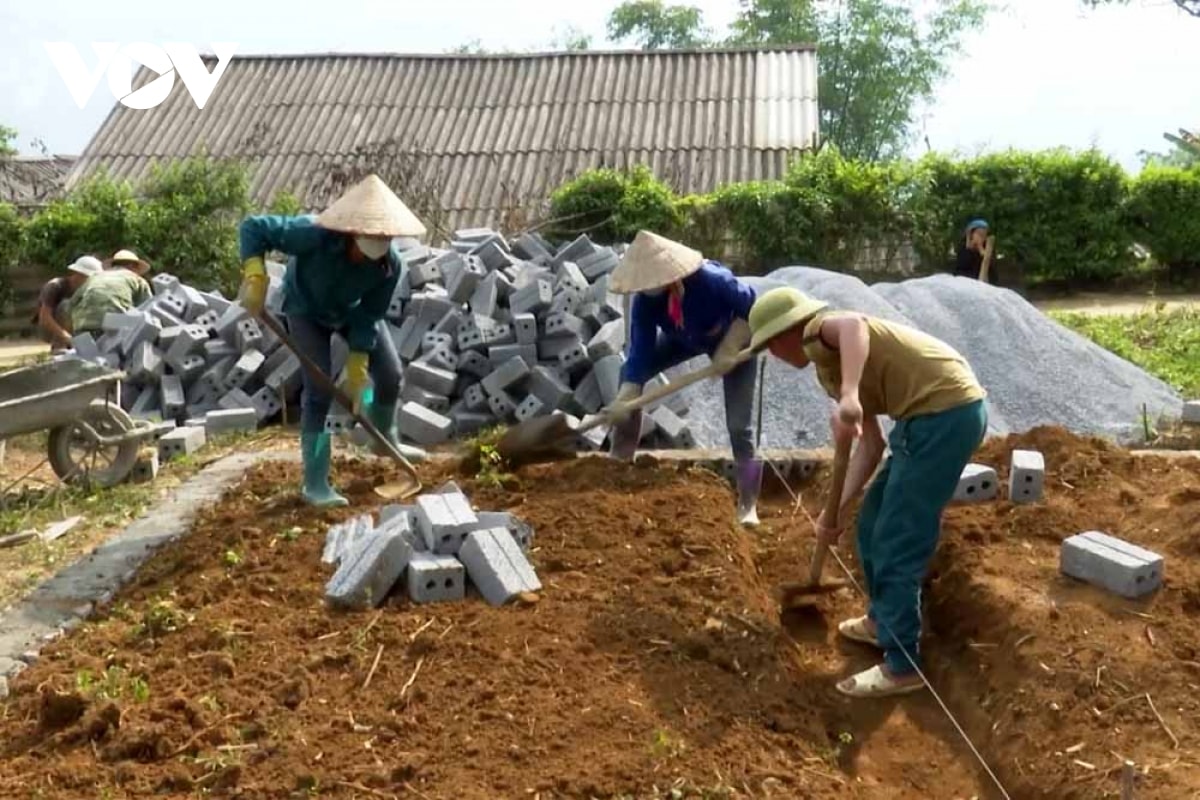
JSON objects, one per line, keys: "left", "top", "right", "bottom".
{"left": 0, "top": 428, "right": 1195, "bottom": 799}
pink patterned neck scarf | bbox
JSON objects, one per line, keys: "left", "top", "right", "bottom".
{"left": 667, "top": 285, "right": 683, "bottom": 328}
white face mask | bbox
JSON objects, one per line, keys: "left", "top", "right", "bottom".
{"left": 355, "top": 236, "right": 393, "bottom": 260}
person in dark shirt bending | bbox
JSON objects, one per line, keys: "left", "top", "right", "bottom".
{"left": 954, "top": 219, "right": 998, "bottom": 285}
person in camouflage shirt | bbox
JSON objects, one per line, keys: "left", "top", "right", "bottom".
{"left": 69, "top": 249, "right": 153, "bottom": 335}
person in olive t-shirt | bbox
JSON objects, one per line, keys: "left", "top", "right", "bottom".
{"left": 747, "top": 287, "right": 989, "bottom": 700}
{"left": 70, "top": 261, "right": 153, "bottom": 336}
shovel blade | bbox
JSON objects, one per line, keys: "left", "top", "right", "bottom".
{"left": 372, "top": 473, "right": 423, "bottom": 501}
{"left": 496, "top": 413, "right": 578, "bottom": 463}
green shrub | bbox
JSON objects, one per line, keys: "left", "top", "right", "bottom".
{"left": 0, "top": 203, "right": 22, "bottom": 313}
{"left": 908, "top": 149, "right": 1134, "bottom": 283}
{"left": 1126, "top": 165, "right": 1200, "bottom": 283}
{"left": 547, "top": 165, "right": 681, "bottom": 243}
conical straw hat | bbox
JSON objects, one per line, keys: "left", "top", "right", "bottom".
{"left": 315, "top": 174, "right": 427, "bottom": 238}
{"left": 610, "top": 231, "right": 704, "bottom": 294}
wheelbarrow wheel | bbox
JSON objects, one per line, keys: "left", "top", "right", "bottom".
{"left": 48, "top": 400, "right": 141, "bottom": 488}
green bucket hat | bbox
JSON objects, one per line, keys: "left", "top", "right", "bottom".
{"left": 748, "top": 287, "right": 829, "bottom": 351}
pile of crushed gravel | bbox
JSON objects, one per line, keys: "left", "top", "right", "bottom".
{"left": 672, "top": 268, "right": 1181, "bottom": 450}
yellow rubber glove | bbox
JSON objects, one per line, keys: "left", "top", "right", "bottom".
{"left": 239, "top": 256, "right": 268, "bottom": 315}
{"left": 344, "top": 351, "right": 370, "bottom": 413}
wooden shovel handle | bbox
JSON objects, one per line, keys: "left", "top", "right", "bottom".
{"left": 808, "top": 437, "right": 853, "bottom": 585}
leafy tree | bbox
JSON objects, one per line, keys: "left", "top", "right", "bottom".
{"left": 605, "top": 0, "right": 990, "bottom": 161}
{"left": 0, "top": 125, "right": 16, "bottom": 157}
{"left": 1082, "top": 0, "right": 1199, "bottom": 17}
{"left": 607, "top": 1, "right": 714, "bottom": 48}
{"left": 548, "top": 24, "right": 594, "bottom": 51}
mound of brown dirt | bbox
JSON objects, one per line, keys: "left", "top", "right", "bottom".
{"left": 0, "top": 429, "right": 1195, "bottom": 800}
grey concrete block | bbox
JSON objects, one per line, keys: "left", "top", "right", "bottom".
{"left": 475, "top": 511, "right": 534, "bottom": 551}
{"left": 102, "top": 311, "right": 142, "bottom": 333}
{"left": 176, "top": 284, "right": 210, "bottom": 320}
{"left": 587, "top": 319, "right": 626, "bottom": 360}
{"left": 556, "top": 260, "right": 589, "bottom": 294}
{"left": 205, "top": 408, "right": 258, "bottom": 436}
{"left": 321, "top": 513, "right": 374, "bottom": 566}
{"left": 452, "top": 410, "right": 493, "bottom": 437}
{"left": 130, "top": 386, "right": 160, "bottom": 419}
{"left": 1182, "top": 400, "right": 1200, "bottom": 424}
{"left": 71, "top": 332, "right": 101, "bottom": 362}
{"left": 543, "top": 312, "right": 587, "bottom": 339}
{"left": 415, "top": 492, "right": 479, "bottom": 555}
{"left": 454, "top": 227, "right": 497, "bottom": 243}
{"left": 421, "top": 331, "right": 454, "bottom": 354}
{"left": 158, "top": 425, "right": 205, "bottom": 462}
{"left": 459, "top": 527, "right": 541, "bottom": 606}
{"left": 572, "top": 369, "right": 603, "bottom": 415}
{"left": 147, "top": 303, "right": 185, "bottom": 330}
{"left": 401, "top": 383, "right": 451, "bottom": 413}
{"left": 509, "top": 277, "right": 553, "bottom": 316}
{"left": 325, "top": 517, "right": 414, "bottom": 610}
{"left": 482, "top": 356, "right": 530, "bottom": 396}
{"left": 433, "top": 309, "right": 464, "bottom": 338}
{"left": 578, "top": 303, "right": 606, "bottom": 333}
{"left": 408, "top": 258, "right": 442, "bottom": 288}
{"left": 325, "top": 414, "right": 354, "bottom": 436}
{"left": 513, "top": 312, "right": 538, "bottom": 345}
{"left": 538, "top": 334, "right": 583, "bottom": 362}
{"left": 1060, "top": 530, "right": 1164, "bottom": 599}
{"left": 553, "top": 234, "right": 597, "bottom": 267}
{"left": 423, "top": 346, "right": 459, "bottom": 373}
{"left": 528, "top": 366, "right": 573, "bottom": 410}
{"left": 457, "top": 349, "right": 491, "bottom": 379}
{"left": 644, "top": 373, "right": 689, "bottom": 418}
{"left": 1008, "top": 449, "right": 1045, "bottom": 503}
{"left": 446, "top": 255, "right": 487, "bottom": 303}
{"left": 407, "top": 552, "right": 466, "bottom": 603}
{"left": 514, "top": 394, "right": 546, "bottom": 422}
{"left": 130, "top": 450, "right": 159, "bottom": 484}
{"left": 456, "top": 320, "right": 490, "bottom": 352}
{"left": 405, "top": 361, "right": 457, "bottom": 397}
{"left": 165, "top": 324, "right": 210, "bottom": 369}
{"left": 214, "top": 305, "right": 248, "bottom": 345}
{"left": 218, "top": 387, "right": 255, "bottom": 411}
{"left": 592, "top": 355, "right": 623, "bottom": 405}
{"left": 97, "top": 331, "right": 123, "bottom": 354}
{"left": 192, "top": 308, "right": 221, "bottom": 336}
{"left": 650, "top": 405, "right": 696, "bottom": 449}
{"left": 487, "top": 344, "right": 538, "bottom": 369}
{"left": 151, "top": 273, "right": 181, "bottom": 295}
{"left": 249, "top": 386, "right": 283, "bottom": 422}
{"left": 155, "top": 291, "right": 189, "bottom": 321}
{"left": 487, "top": 389, "right": 518, "bottom": 420}
{"left": 484, "top": 321, "right": 515, "bottom": 347}
{"left": 398, "top": 402, "right": 453, "bottom": 445}
{"left": 160, "top": 374, "right": 186, "bottom": 419}
{"left": 954, "top": 464, "right": 999, "bottom": 502}
{"left": 577, "top": 247, "right": 619, "bottom": 280}
{"left": 264, "top": 353, "right": 301, "bottom": 393}
{"left": 157, "top": 324, "right": 183, "bottom": 353}
{"left": 548, "top": 288, "right": 583, "bottom": 318}
{"left": 557, "top": 340, "right": 590, "bottom": 374}
{"left": 468, "top": 272, "right": 500, "bottom": 318}
{"left": 235, "top": 318, "right": 265, "bottom": 351}
{"left": 224, "top": 349, "right": 265, "bottom": 391}
{"left": 473, "top": 239, "right": 512, "bottom": 271}
{"left": 576, "top": 413, "right": 609, "bottom": 450}
{"left": 462, "top": 383, "right": 489, "bottom": 412}
{"left": 512, "top": 232, "right": 553, "bottom": 262}
{"left": 129, "top": 341, "right": 164, "bottom": 384}
{"left": 119, "top": 313, "right": 162, "bottom": 356}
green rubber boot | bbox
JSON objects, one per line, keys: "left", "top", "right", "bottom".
{"left": 363, "top": 401, "right": 429, "bottom": 461}
{"left": 300, "top": 432, "right": 348, "bottom": 508}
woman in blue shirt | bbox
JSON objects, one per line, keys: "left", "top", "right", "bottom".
{"left": 237, "top": 174, "right": 425, "bottom": 507}
{"left": 607, "top": 231, "right": 762, "bottom": 526}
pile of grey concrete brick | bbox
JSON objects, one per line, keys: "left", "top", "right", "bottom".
{"left": 322, "top": 481, "right": 538, "bottom": 609}
{"left": 60, "top": 269, "right": 300, "bottom": 460}
{"left": 367, "top": 228, "right": 693, "bottom": 451}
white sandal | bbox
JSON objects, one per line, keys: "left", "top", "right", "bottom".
{"left": 837, "top": 615, "right": 880, "bottom": 647}
{"left": 836, "top": 664, "right": 925, "bottom": 698}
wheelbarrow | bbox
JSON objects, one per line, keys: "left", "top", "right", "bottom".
{"left": 0, "top": 359, "right": 160, "bottom": 489}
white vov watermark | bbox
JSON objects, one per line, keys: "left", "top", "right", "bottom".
{"left": 44, "top": 42, "right": 237, "bottom": 110}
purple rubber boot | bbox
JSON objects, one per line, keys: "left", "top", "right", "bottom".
{"left": 608, "top": 410, "right": 643, "bottom": 461}
{"left": 735, "top": 457, "right": 763, "bottom": 527}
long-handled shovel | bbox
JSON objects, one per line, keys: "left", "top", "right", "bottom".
{"left": 780, "top": 436, "right": 853, "bottom": 607}
{"left": 496, "top": 349, "right": 756, "bottom": 465}
{"left": 257, "top": 311, "right": 423, "bottom": 501}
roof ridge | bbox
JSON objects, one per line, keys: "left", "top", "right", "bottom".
{"left": 199, "top": 45, "right": 817, "bottom": 61}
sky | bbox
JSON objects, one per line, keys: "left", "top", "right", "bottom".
{"left": 1, "top": 0, "right": 1197, "bottom": 172}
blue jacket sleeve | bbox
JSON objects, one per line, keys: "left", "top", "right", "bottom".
{"left": 238, "top": 214, "right": 325, "bottom": 260}
{"left": 345, "top": 247, "right": 402, "bottom": 353}
{"left": 620, "top": 294, "right": 659, "bottom": 386}
{"left": 708, "top": 263, "right": 756, "bottom": 320}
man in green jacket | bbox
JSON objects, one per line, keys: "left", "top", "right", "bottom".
{"left": 70, "top": 250, "right": 153, "bottom": 336}
{"left": 237, "top": 174, "right": 426, "bottom": 507}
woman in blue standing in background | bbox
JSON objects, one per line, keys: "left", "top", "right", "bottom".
{"left": 237, "top": 174, "right": 425, "bottom": 507}
{"left": 606, "top": 231, "right": 762, "bottom": 527}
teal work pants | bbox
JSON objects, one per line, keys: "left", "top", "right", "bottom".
{"left": 856, "top": 399, "right": 987, "bottom": 676}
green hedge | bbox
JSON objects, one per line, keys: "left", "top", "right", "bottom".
{"left": 547, "top": 149, "right": 1200, "bottom": 284}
